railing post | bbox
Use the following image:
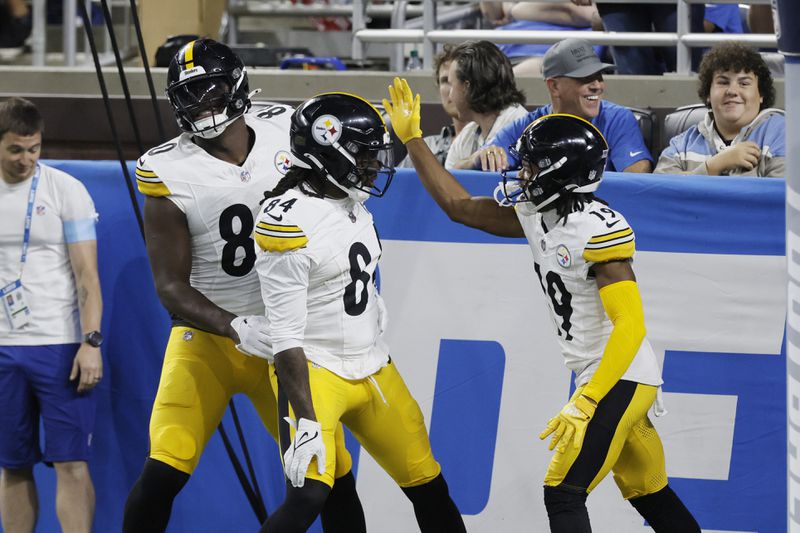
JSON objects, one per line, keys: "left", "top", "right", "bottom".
{"left": 63, "top": 0, "right": 78, "bottom": 66}
{"left": 422, "top": 0, "right": 435, "bottom": 69}
{"left": 228, "top": 0, "right": 239, "bottom": 45}
{"left": 31, "top": 0, "right": 46, "bottom": 66}
{"left": 352, "top": 0, "right": 366, "bottom": 61}
{"left": 676, "top": 0, "right": 691, "bottom": 74}
{"left": 391, "top": 0, "right": 407, "bottom": 72}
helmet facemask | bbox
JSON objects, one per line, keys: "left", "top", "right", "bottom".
{"left": 168, "top": 73, "right": 248, "bottom": 139}
{"left": 336, "top": 134, "right": 395, "bottom": 199}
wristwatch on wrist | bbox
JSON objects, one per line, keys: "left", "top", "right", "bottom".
{"left": 83, "top": 330, "right": 104, "bottom": 348}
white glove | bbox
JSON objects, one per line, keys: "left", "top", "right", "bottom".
{"left": 230, "top": 315, "right": 271, "bottom": 359}
{"left": 283, "top": 417, "right": 326, "bottom": 488}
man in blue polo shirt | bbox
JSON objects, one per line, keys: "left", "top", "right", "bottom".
{"left": 461, "top": 38, "right": 653, "bottom": 174}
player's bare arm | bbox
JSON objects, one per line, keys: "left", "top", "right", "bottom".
{"left": 144, "top": 195, "right": 237, "bottom": 339}
{"left": 274, "top": 347, "right": 317, "bottom": 422}
{"left": 591, "top": 258, "right": 636, "bottom": 288}
{"left": 384, "top": 77, "right": 524, "bottom": 238}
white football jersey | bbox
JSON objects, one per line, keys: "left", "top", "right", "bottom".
{"left": 516, "top": 200, "right": 662, "bottom": 388}
{"left": 254, "top": 187, "right": 389, "bottom": 379}
{"left": 135, "top": 104, "right": 294, "bottom": 317}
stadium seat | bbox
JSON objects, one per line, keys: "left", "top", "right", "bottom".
{"left": 627, "top": 106, "right": 657, "bottom": 157}
{"left": 661, "top": 103, "right": 708, "bottom": 154}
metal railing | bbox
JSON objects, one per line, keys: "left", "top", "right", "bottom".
{"left": 351, "top": 0, "right": 777, "bottom": 74}
{"left": 227, "top": 0, "right": 424, "bottom": 46}
{"left": 29, "top": 0, "right": 136, "bottom": 67}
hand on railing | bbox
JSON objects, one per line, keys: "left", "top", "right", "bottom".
{"left": 382, "top": 77, "right": 423, "bottom": 144}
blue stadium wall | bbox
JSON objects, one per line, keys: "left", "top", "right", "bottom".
{"left": 2, "top": 163, "right": 786, "bottom": 532}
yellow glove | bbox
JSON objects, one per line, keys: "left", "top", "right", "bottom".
{"left": 382, "top": 77, "right": 423, "bottom": 144}
{"left": 539, "top": 394, "right": 597, "bottom": 452}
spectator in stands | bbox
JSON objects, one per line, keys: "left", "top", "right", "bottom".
{"left": 0, "top": 0, "right": 31, "bottom": 48}
{"left": 703, "top": 4, "right": 742, "bottom": 34}
{"left": 571, "top": 0, "right": 704, "bottom": 75}
{"left": 0, "top": 97, "right": 103, "bottom": 533}
{"left": 480, "top": 1, "right": 602, "bottom": 76}
{"left": 443, "top": 40, "right": 528, "bottom": 169}
{"left": 399, "top": 45, "right": 467, "bottom": 168}
{"left": 467, "top": 38, "right": 652, "bottom": 174}
{"left": 747, "top": 5, "right": 774, "bottom": 35}
{"left": 655, "top": 42, "right": 784, "bottom": 177}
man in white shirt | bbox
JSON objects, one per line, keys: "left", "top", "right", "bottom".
{"left": 444, "top": 40, "right": 529, "bottom": 169}
{"left": 0, "top": 97, "right": 103, "bottom": 533}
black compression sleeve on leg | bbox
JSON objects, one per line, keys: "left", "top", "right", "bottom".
{"left": 260, "top": 479, "right": 330, "bottom": 533}
{"left": 401, "top": 474, "right": 466, "bottom": 533}
{"left": 543, "top": 485, "right": 592, "bottom": 533}
{"left": 122, "top": 458, "right": 190, "bottom": 533}
{"left": 629, "top": 485, "right": 701, "bottom": 533}
{"left": 320, "top": 470, "right": 366, "bottom": 533}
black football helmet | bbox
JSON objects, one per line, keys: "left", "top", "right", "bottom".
{"left": 498, "top": 114, "right": 608, "bottom": 212}
{"left": 290, "top": 92, "right": 395, "bottom": 199}
{"left": 166, "top": 39, "right": 251, "bottom": 139}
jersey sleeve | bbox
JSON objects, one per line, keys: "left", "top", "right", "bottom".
{"left": 259, "top": 251, "right": 312, "bottom": 354}
{"left": 135, "top": 156, "right": 171, "bottom": 197}
{"left": 254, "top": 203, "right": 309, "bottom": 253}
{"left": 582, "top": 209, "right": 636, "bottom": 264}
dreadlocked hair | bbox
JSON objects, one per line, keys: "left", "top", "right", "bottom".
{"left": 259, "top": 166, "right": 324, "bottom": 205}
{"left": 552, "top": 193, "right": 604, "bottom": 224}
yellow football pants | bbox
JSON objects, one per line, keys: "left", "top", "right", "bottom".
{"left": 544, "top": 380, "right": 668, "bottom": 499}
{"left": 271, "top": 359, "right": 441, "bottom": 489}
{"left": 149, "top": 327, "right": 352, "bottom": 476}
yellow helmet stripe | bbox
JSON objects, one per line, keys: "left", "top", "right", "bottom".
{"left": 183, "top": 40, "right": 196, "bottom": 70}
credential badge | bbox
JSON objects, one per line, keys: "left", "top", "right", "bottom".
{"left": 556, "top": 244, "right": 571, "bottom": 268}
{"left": 312, "top": 114, "right": 342, "bottom": 146}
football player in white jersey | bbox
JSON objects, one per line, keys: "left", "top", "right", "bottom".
{"left": 122, "top": 39, "right": 364, "bottom": 533}
{"left": 384, "top": 78, "right": 700, "bottom": 533}
{"left": 254, "top": 92, "right": 466, "bottom": 533}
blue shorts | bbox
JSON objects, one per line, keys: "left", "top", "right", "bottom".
{"left": 0, "top": 344, "right": 97, "bottom": 468}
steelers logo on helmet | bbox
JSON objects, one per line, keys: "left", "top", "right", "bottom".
{"left": 312, "top": 115, "right": 343, "bottom": 146}
{"left": 274, "top": 150, "right": 292, "bottom": 174}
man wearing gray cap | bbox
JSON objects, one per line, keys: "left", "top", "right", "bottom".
{"left": 465, "top": 38, "right": 653, "bottom": 174}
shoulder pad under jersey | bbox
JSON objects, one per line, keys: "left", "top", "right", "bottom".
{"left": 581, "top": 203, "right": 635, "bottom": 264}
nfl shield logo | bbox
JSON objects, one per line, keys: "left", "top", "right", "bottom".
{"left": 36, "top": 205, "right": 45, "bottom": 215}
{"left": 240, "top": 170, "right": 251, "bottom": 183}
